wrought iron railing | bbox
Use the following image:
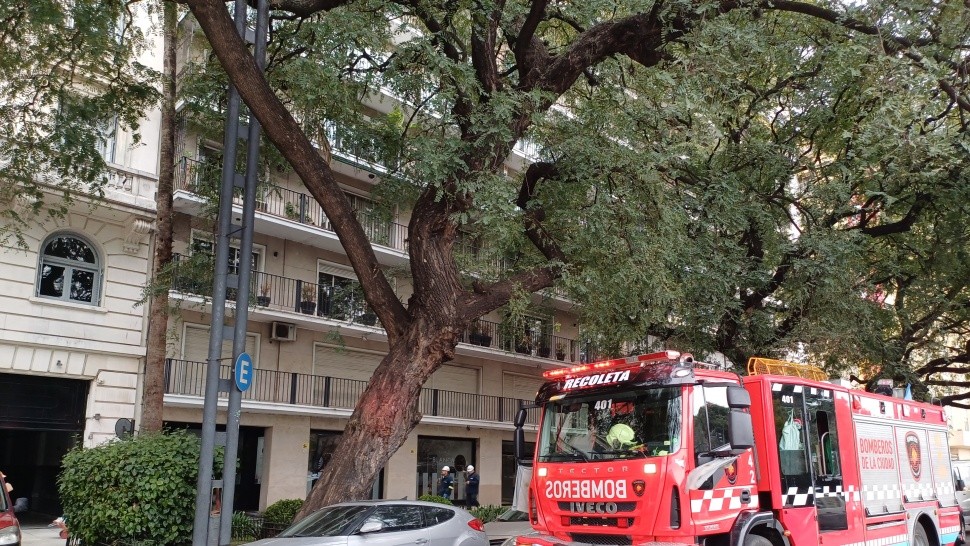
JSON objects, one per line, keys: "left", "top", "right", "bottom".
{"left": 164, "top": 358, "right": 540, "bottom": 426}
{"left": 174, "top": 156, "right": 407, "bottom": 252}
{"left": 170, "top": 254, "right": 581, "bottom": 362}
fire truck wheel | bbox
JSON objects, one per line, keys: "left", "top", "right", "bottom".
{"left": 742, "top": 533, "right": 773, "bottom": 546}
{"left": 913, "top": 524, "right": 929, "bottom": 546}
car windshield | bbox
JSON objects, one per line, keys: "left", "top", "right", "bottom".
{"left": 279, "top": 505, "right": 371, "bottom": 537}
{"left": 537, "top": 387, "right": 682, "bottom": 462}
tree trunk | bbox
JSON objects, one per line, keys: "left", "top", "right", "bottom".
{"left": 140, "top": 0, "right": 177, "bottom": 433}
{"left": 297, "top": 316, "right": 461, "bottom": 517}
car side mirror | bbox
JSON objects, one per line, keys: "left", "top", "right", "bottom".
{"left": 359, "top": 520, "right": 383, "bottom": 534}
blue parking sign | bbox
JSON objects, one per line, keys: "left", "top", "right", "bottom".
{"left": 234, "top": 352, "right": 253, "bottom": 392}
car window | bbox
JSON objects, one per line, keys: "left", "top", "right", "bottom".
{"left": 421, "top": 506, "right": 455, "bottom": 527}
{"left": 365, "top": 505, "right": 424, "bottom": 532}
{"left": 496, "top": 509, "right": 528, "bottom": 522}
{"left": 281, "top": 505, "right": 370, "bottom": 537}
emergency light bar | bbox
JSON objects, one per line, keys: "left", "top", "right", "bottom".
{"left": 543, "top": 350, "right": 690, "bottom": 379}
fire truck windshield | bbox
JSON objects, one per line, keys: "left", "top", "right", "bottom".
{"left": 537, "top": 386, "right": 682, "bottom": 462}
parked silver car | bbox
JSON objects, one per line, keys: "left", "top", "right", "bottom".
{"left": 247, "top": 500, "right": 487, "bottom": 546}
{"left": 483, "top": 509, "right": 531, "bottom": 546}
{"left": 953, "top": 460, "right": 970, "bottom": 533}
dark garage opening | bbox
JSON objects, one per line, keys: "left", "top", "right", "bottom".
{"left": 0, "top": 373, "right": 89, "bottom": 520}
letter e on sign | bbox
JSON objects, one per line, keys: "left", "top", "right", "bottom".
{"left": 234, "top": 352, "right": 253, "bottom": 392}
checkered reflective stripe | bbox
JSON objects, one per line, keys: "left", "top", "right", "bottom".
{"left": 770, "top": 384, "right": 832, "bottom": 398}
{"left": 941, "top": 525, "right": 962, "bottom": 535}
{"left": 863, "top": 483, "right": 901, "bottom": 502}
{"left": 780, "top": 486, "right": 814, "bottom": 507}
{"left": 840, "top": 534, "right": 908, "bottom": 546}
{"left": 689, "top": 487, "right": 759, "bottom": 512}
{"left": 902, "top": 481, "right": 937, "bottom": 502}
{"left": 936, "top": 481, "right": 955, "bottom": 497}
{"left": 816, "top": 485, "right": 861, "bottom": 502}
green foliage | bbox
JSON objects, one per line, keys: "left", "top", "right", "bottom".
{"left": 262, "top": 499, "right": 304, "bottom": 525}
{"left": 468, "top": 505, "right": 506, "bottom": 523}
{"left": 186, "top": 0, "right": 970, "bottom": 404}
{"left": 417, "top": 494, "right": 453, "bottom": 506}
{"left": 0, "top": 0, "right": 158, "bottom": 247}
{"left": 58, "top": 431, "right": 223, "bottom": 546}
{"left": 231, "top": 511, "right": 260, "bottom": 542}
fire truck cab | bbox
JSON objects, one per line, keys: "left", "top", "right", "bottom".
{"left": 513, "top": 352, "right": 964, "bottom": 546}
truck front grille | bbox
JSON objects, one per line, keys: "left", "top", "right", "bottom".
{"left": 567, "top": 533, "right": 632, "bottom": 545}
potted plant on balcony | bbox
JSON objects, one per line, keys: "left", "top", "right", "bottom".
{"left": 537, "top": 340, "right": 551, "bottom": 358}
{"left": 556, "top": 341, "right": 567, "bottom": 361}
{"left": 285, "top": 201, "right": 300, "bottom": 222}
{"left": 514, "top": 334, "right": 532, "bottom": 355}
{"left": 468, "top": 323, "right": 491, "bottom": 347}
{"left": 257, "top": 281, "right": 271, "bottom": 307}
{"left": 299, "top": 282, "right": 318, "bottom": 315}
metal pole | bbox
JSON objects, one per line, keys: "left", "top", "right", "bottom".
{"left": 219, "top": 0, "right": 268, "bottom": 543}
{"left": 192, "top": 0, "right": 247, "bottom": 543}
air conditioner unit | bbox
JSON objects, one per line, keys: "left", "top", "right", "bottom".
{"left": 270, "top": 321, "right": 296, "bottom": 342}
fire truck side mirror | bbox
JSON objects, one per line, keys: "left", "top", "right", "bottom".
{"left": 514, "top": 408, "right": 533, "bottom": 467}
{"left": 726, "top": 386, "right": 751, "bottom": 409}
{"left": 728, "top": 410, "right": 755, "bottom": 452}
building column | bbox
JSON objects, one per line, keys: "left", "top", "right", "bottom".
{"left": 260, "top": 421, "right": 311, "bottom": 509}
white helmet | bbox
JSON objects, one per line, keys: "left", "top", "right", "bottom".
{"left": 441, "top": 466, "right": 450, "bottom": 472}
{"left": 466, "top": 465, "right": 474, "bottom": 472}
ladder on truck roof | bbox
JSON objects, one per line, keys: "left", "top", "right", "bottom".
{"left": 746, "top": 356, "right": 828, "bottom": 381}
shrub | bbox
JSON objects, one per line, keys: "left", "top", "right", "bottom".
{"left": 417, "top": 494, "right": 453, "bottom": 505}
{"left": 469, "top": 505, "right": 506, "bottom": 523}
{"left": 262, "top": 498, "right": 304, "bottom": 525}
{"left": 58, "top": 431, "right": 223, "bottom": 546}
{"left": 231, "top": 511, "right": 260, "bottom": 541}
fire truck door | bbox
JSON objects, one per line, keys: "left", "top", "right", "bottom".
{"left": 771, "top": 385, "right": 848, "bottom": 540}
{"left": 804, "top": 389, "right": 848, "bottom": 532}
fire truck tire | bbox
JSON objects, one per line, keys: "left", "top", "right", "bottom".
{"left": 913, "top": 524, "right": 930, "bottom": 546}
{"left": 742, "top": 534, "right": 773, "bottom": 546}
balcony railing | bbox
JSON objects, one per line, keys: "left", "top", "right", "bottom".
{"left": 174, "top": 156, "right": 407, "bottom": 252}
{"left": 171, "top": 254, "right": 581, "bottom": 362}
{"left": 164, "top": 358, "right": 539, "bottom": 426}
{"left": 172, "top": 253, "right": 381, "bottom": 326}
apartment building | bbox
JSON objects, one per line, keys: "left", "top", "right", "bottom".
{"left": 0, "top": 10, "right": 163, "bottom": 515}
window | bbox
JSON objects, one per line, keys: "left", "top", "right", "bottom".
{"left": 190, "top": 236, "right": 261, "bottom": 274}
{"left": 365, "top": 505, "right": 424, "bottom": 532}
{"left": 95, "top": 115, "right": 119, "bottom": 164}
{"left": 692, "top": 384, "right": 731, "bottom": 456}
{"left": 420, "top": 506, "right": 455, "bottom": 526}
{"left": 36, "top": 233, "right": 100, "bottom": 305}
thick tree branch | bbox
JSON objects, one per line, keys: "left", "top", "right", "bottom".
{"left": 516, "top": 162, "right": 567, "bottom": 261}
{"left": 186, "top": 0, "right": 409, "bottom": 338}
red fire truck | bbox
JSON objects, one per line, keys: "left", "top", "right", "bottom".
{"left": 512, "top": 351, "right": 964, "bottom": 546}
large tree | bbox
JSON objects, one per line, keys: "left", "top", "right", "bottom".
{"left": 179, "top": 0, "right": 970, "bottom": 509}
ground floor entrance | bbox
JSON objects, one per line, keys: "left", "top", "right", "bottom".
{"left": 164, "top": 421, "right": 265, "bottom": 512}
{"left": 0, "top": 373, "right": 88, "bottom": 519}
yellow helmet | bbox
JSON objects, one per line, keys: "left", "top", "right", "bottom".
{"left": 606, "top": 423, "right": 636, "bottom": 449}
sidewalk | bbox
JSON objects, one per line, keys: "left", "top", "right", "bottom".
{"left": 20, "top": 524, "right": 66, "bottom": 546}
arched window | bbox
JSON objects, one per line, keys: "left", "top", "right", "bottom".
{"left": 36, "top": 234, "right": 101, "bottom": 305}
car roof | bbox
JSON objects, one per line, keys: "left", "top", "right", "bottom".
{"left": 328, "top": 500, "right": 462, "bottom": 509}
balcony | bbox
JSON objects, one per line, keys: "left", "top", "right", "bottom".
{"left": 164, "top": 358, "right": 540, "bottom": 427}
{"left": 172, "top": 156, "right": 409, "bottom": 266}
{"left": 170, "top": 254, "right": 582, "bottom": 363}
